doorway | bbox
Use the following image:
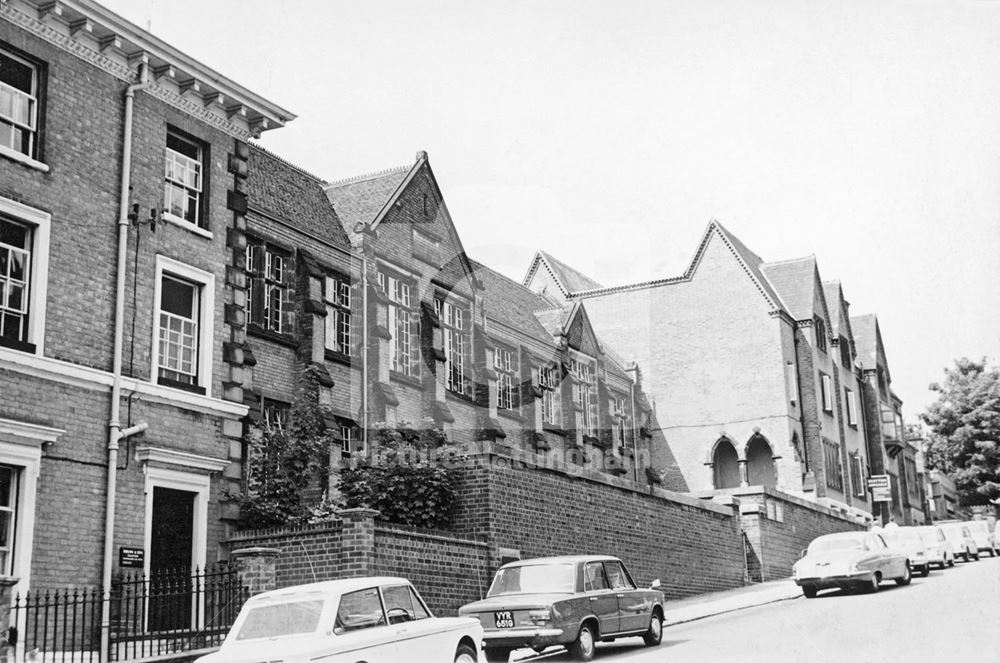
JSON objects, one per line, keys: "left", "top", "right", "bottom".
{"left": 148, "top": 487, "right": 195, "bottom": 631}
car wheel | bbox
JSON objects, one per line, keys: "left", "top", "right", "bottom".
{"left": 643, "top": 610, "right": 663, "bottom": 646}
{"left": 568, "top": 622, "right": 597, "bottom": 661}
{"left": 920, "top": 564, "right": 930, "bottom": 577}
{"left": 483, "top": 646, "right": 512, "bottom": 663}
{"left": 454, "top": 643, "right": 478, "bottom": 663}
{"left": 895, "top": 564, "right": 912, "bottom": 586}
{"left": 960, "top": 553, "right": 968, "bottom": 562}
{"left": 972, "top": 552, "right": 980, "bottom": 561}
{"left": 802, "top": 586, "right": 818, "bottom": 599}
{"left": 948, "top": 555, "right": 955, "bottom": 568}
{"left": 865, "top": 572, "right": 881, "bottom": 593}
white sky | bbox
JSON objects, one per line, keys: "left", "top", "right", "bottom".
{"left": 102, "top": 0, "right": 1000, "bottom": 417}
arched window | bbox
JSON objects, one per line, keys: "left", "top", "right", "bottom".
{"left": 746, "top": 434, "right": 777, "bottom": 488}
{"left": 713, "top": 438, "right": 740, "bottom": 489}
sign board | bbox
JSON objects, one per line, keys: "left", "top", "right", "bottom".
{"left": 118, "top": 546, "right": 144, "bottom": 569}
{"left": 867, "top": 474, "right": 892, "bottom": 502}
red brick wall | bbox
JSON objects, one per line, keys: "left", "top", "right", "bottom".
{"left": 451, "top": 453, "right": 747, "bottom": 600}
{"left": 737, "top": 488, "right": 865, "bottom": 582}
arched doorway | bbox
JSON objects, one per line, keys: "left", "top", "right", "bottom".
{"left": 712, "top": 438, "right": 741, "bottom": 489}
{"left": 746, "top": 434, "right": 777, "bottom": 488}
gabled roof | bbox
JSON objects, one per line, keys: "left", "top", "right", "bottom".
{"left": 323, "top": 165, "right": 410, "bottom": 240}
{"left": 246, "top": 146, "right": 351, "bottom": 248}
{"left": 534, "top": 306, "right": 573, "bottom": 339}
{"left": 523, "top": 251, "right": 604, "bottom": 298}
{"left": 469, "top": 259, "right": 555, "bottom": 346}
{"left": 850, "top": 313, "right": 890, "bottom": 381}
{"left": 822, "top": 280, "right": 855, "bottom": 342}
{"left": 759, "top": 256, "right": 820, "bottom": 321}
{"left": 535, "top": 221, "right": 788, "bottom": 315}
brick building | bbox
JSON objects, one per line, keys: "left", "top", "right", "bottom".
{"left": 0, "top": 0, "right": 291, "bottom": 598}
{"left": 320, "top": 152, "right": 666, "bottom": 485}
{"left": 524, "top": 221, "right": 875, "bottom": 520}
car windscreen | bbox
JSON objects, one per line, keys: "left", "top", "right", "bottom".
{"left": 882, "top": 531, "right": 919, "bottom": 544}
{"left": 235, "top": 599, "right": 325, "bottom": 640}
{"left": 488, "top": 563, "right": 576, "bottom": 596}
{"left": 808, "top": 538, "right": 864, "bottom": 553}
{"left": 916, "top": 530, "right": 939, "bottom": 545}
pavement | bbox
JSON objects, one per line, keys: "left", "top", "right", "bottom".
{"left": 661, "top": 577, "right": 801, "bottom": 627}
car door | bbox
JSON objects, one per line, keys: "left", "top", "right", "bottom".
{"left": 330, "top": 587, "right": 398, "bottom": 663}
{"left": 381, "top": 583, "right": 441, "bottom": 663}
{"left": 604, "top": 560, "right": 647, "bottom": 633}
{"left": 583, "top": 561, "right": 619, "bottom": 634}
{"left": 872, "top": 533, "right": 902, "bottom": 577}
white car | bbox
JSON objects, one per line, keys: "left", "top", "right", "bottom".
{"left": 195, "top": 577, "right": 484, "bottom": 663}
{"left": 882, "top": 528, "right": 932, "bottom": 576}
{"left": 964, "top": 520, "right": 997, "bottom": 557}
{"left": 914, "top": 525, "right": 955, "bottom": 569}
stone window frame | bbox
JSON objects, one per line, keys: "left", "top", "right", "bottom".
{"left": 538, "top": 363, "right": 561, "bottom": 427}
{"left": 819, "top": 372, "right": 833, "bottom": 414}
{"left": 246, "top": 238, "right": 294, "bottom": 338}
{"left": 162, "top": 126, "right": 211, "bottom": 236}
{"left": 494, "top": 344, "right": 517, "bottom": 412}
{"left": 0, "top": 43, "right": 47, "bottom": 171}
{"left": 377, "top": 270, "right": 419, "bottom": 378}
{"left": 785, "top": 361, "right": 798, "bottom": 407}
{"left": 0, "top": 197, "right": 50, "bottom": 355}
{"left": 612, "top": 392, "right": 631, "bottom": 449}
{"left": 324, "top": 271, "right": 352, "bottom": 357}
{"left": 850, "top": 452, "right": 867, "bottom": 499}
{"left": 844, "top": 387, "right": 858, "bottom": 427}
{"left": 822, "top": 438, "right": 844, "bottom": 492}
{"left": 151, "top": 256, "right": 215, "bottom": 396}
{"left": 434, "top": 294, "right": 472, "bottom": 398}
{"left": 569, "top": 351, "right": 598, "bottom": 438}
{"left": 814, "top": 316, "right": 828, "bottom": 353}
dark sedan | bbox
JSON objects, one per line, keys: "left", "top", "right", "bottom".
{"left": 458, "top": 555, "right": 664, "bottom": 662}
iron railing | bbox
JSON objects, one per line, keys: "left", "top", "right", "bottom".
{"left": 10, "top": 564, "right": 247, "bottom": 663}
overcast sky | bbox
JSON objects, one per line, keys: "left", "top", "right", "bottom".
{"left": 102, "top": 0, "right": 1000, "bottom": 417}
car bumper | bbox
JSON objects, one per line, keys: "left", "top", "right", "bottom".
{"left": 795, "top": 571, "right": 874, "bottom": 590}
{"left": 482, "top": 627, "right": 566, "bottom": 649}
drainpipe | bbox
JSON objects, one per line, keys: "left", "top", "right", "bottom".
{"left": 793, "top": 335, "right": 809, "bottom": 472}
{"left": 360, "top": 250, "right": 369, "bottom": 452}
{"left": 101, "top": 63, "right": 151, "bottom": 663}
{"left": 629, "top": 378, "right": 638, "bottom": 482}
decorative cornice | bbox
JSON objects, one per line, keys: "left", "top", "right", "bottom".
{"left": 134, "top": 446, "right": 230, "bottom": 473}
{"left": 0, "top": 417, "right": 64, "bottom": 445}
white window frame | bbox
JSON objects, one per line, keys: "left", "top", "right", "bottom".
{"left": 786, "top": 362, "right": 798, "bottom": 407}
{"left": 380, "top": 272, "right": 416, "bottom": 376}
{"left": 324, "top": 274, "right": 352, "bottom": 356}
{"left": 162, "top": 129, "right": 205, "bottom": 230}
{"left": 436, "top": 296, "right": 471, "bottom": 396}
{"left": 0, "top": 196, "right": 50, "bottom": 354}
{"left": 851, "top": 453, "right": 867, "bottom": 498}
{"left": 151, "top": 256, "right": 214, "bottom": 393}
{"left": 845, "top": 387, "right": 858, "bottom": 427}
{"left": 820, "top": 373, "right": 833, "bottom": 413}
{"left": 0, "top": 418, "right": 61, "bottom": 593}
{"left": 538, "top": 364, "right": 560, "bottom": 426}
{"left": 0, "top": 47, "right": 40, "bottom": 166}
{"left": 569, "top": 352, "right": 598, "bottom": 438}
{"left": 494, "top": 346, "right": 516, "bottom": 411}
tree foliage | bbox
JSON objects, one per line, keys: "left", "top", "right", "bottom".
{"left": 339, "top": 422, "right": 462, "bottom": 529}
{"left": 237, "top": 369, "right": 338, "bottom": 529}
{"left": 921, "top": 357, "right": 1000, "bottom": 505}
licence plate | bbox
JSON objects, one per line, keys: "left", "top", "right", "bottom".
{"left": 494, "top": 610, "right": 514, "bottom": 628}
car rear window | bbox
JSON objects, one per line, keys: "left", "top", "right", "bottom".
{"left": 235, "top": 600, "right": 324, "bottom": 640}
{"left": 808, "top": 537, "right": 864, "bottom": 553}
{"left": 488, "top": 563, "right": 576, "bottom": 596}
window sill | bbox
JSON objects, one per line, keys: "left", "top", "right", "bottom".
{"left": 157, "top": 376, "right": 206, "bottom": 395}
{"left": 162, "top": 212, "right": 213, "bottom": 239}
{"left": 0, "top": 336, "right": 37, "bottom": 354}
{"left": 324, "top": 348, "right": 354, "bottom": 367}
{"left": 543, "top": 424, "right": 567, "bottom": 437}
{"left": 0, "top": 145, "right": 49, "bottom": 172}
{"left": 247, "top": 324, "right": 297, "bottom": 349}
{"left": 389, "top": 370, "right": 422, "bottom": 389}
{"left": 497, "top": 409, "right": 525, "bottom": 423}
{"left": 445, "top": 389, "right": 478, "bottom": 406}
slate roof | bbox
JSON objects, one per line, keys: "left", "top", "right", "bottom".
{"left": 469, "top": 259, "right": 556, "bottom": 345}
{"left": 246, "top": 146, "right": 351, "bottom": 248}
{"left": 537, "top": 251, "right": 605, "bottom": 293}
{"left": 822, "top": 280, "right": 850, "bottom": 339}
{"left": 533, "top": 306, "right": 572, "bottom": 339}
{"left": 323, "top": 166, "right": 410, "bottom": 232}
{"left": 710, "top": 222, "right": 787, "bottom": 312}
{"left": 851, "top": 314, "right": 880, "bottom": 370}
{"left": 759, "top": 256, "right": 819, "bottom": 321}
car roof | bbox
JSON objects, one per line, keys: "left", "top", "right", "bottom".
{"left": 813, "top": 532, "right": 866, "bottom": 542}
{"left": 499, "top": 555, "right": 620, "bottom": 569}
{"left": 247, "top": 577, "right": 410, "bottom": 602}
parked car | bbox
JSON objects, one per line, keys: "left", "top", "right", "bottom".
{"left": 792, "top": 531, "right": 911, "bottom": 598}
{"left": 914, "top": 525, "right": 955, "bottom": 569}
{"left": 458, "top": 555, "right": 665, "bottom": 662}
{"left": 964, "top": 520, "right": 997, "bottom": 557}
{"left": 883, "top": 528, "right": 932, "bottom": 576}
{"left": 939, "top": 522, "right": 979, "bottom": 562}
{"left": 195, "top": 577, "right": 484, "bottom": 663}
